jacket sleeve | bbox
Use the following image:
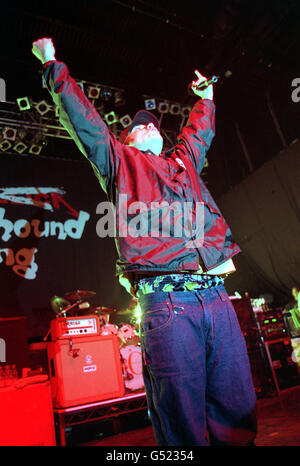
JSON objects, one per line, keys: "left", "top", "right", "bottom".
{"left": 43, "top": 60, "right": 121, "bottom": 193}
{"left": 177, "top": 99, "right": 215, "bottom": 174}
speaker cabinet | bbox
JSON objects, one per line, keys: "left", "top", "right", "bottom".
{"left": 47, "top": 335, "right": 125, "bottom": 408}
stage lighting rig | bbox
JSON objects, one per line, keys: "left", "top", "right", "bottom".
{"left": 13, "top": 142, "right": 28, "bottom": 154}
{"left": 88, "top": 86, "right": 101, "bottom": 99}
{"left": 29, "top": 144, "right": 43, "bottom": 155}
{"left": 170, "top": 104, "right": 181, "bottom": 115}
{"left": 114, "top": 91, "right": 126, "bottom": 107}
{"left": 104, "top": 111, "right": 118, "bottom": 125}
{"left": 119, "top": 114, "right": 132, "bottom": 128}
{"left": 144, "top": 98, "right": 156, "bottom": 110}
{"left": 158, "top": 102, "right": 169, "bottom": 114}
{"left": 181, "top": 107, "right": 191, "bottom": 117}
{"left": 0, "top": 140, "right": 12, "bottom": 152}
{"left": 3, "top": 127, "right": 17, "bottom": 141}
{"left": 35, "top": 100, "right": 52, "bottom": 116}
{"left": 101, "top": 88, "right": 113, "bottom": 101}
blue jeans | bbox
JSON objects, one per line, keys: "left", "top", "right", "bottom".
{"left": 138, "top": 284, "right": 257, "bottom": 446}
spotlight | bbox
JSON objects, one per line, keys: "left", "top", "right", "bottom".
{"left": 144, "top": 98, "right": 156, "bottom": 110}
{"left": 101, "top": 88, "right": 113, "bottom": 101}
{"left": 119, "top": 114, "right": 132, "bottom": 128}
{"left": 29, "top": 144, "right": 43, "bottom": 155}
{"left": 0, "top": 140, "right": 12, "bottom": 152}
{"left": 104, "top": 111, "right": 118, "bottom": 125}
{"left": 181, "top": 106, "right": 191, "bottom": 117}
{"left": 114, "top": 91, "right": 126, "bottom": 107}
{"left": 158, "top": 102, "right": 169, "bottom": 114}
{"left": 3, "top": 127, "right": 17, "bottom": 141}
{"left": 170, "top": 104, "right": 181, "bottom": 115}
{"left": 13, "top": 142, "right": 28, "bottom": 154}
{"left": 88, "top": 86, "right": 101, "bottom": 99}
{"left": 35, "top": 100, "right": 52, "bottom": 116}
{"left": 17, "top": 97, "right": 31, "bottom": 111}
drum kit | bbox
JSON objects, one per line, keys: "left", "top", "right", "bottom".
{"left": 50, "top": 290, "right": 143, "bottom": 391}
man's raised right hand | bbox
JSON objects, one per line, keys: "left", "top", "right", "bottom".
{"left": 32, "top": 38, "right": 56, "bottom": 64}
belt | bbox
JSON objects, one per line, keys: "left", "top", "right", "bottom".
{"left": 134, "top": 273, "right": 224, "bottom": 297}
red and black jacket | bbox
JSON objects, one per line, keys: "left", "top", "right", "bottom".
{"left": 44, "top": 61, "right": 241, "bottom": 277}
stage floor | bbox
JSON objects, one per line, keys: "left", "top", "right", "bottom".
{"left": 69, "top": 386, "right": 300, "bottom": 447}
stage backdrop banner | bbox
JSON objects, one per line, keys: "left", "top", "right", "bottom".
{"left": 0, "top": 153, "right": 127, "bottom": 338}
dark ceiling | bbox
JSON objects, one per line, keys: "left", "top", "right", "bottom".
{"left": 1, "top": 0, "right": 299, "bottom": 198}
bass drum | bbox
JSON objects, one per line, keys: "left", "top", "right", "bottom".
{"left": 120, "top": 345, "right": 144, "bottom": 390}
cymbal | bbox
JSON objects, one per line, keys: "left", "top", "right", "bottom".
{"left": 64, "top": 290, "right": 96, "bottom": 301}
{"left": 50, "top": 296, "right": 71, "bottom": 314}
{"left": 92, "top": 306, "right": 116, "bottom": 314}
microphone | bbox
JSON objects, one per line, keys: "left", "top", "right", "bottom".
{"left": 188, "top": 75, "right": 219, "bottom": 95}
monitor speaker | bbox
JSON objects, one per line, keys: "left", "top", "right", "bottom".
{"left": 0, "top": 316, "right": 28, "bottom": 376}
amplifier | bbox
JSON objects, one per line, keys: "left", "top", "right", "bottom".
{"left": 47, "top": 334, "right": 124, "bottom": 408}
{"left": 50, "top": 315, "right": 100, "bottom": 341}
{"left": 255, "top": 309, "right": 287, "bottom": 341}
